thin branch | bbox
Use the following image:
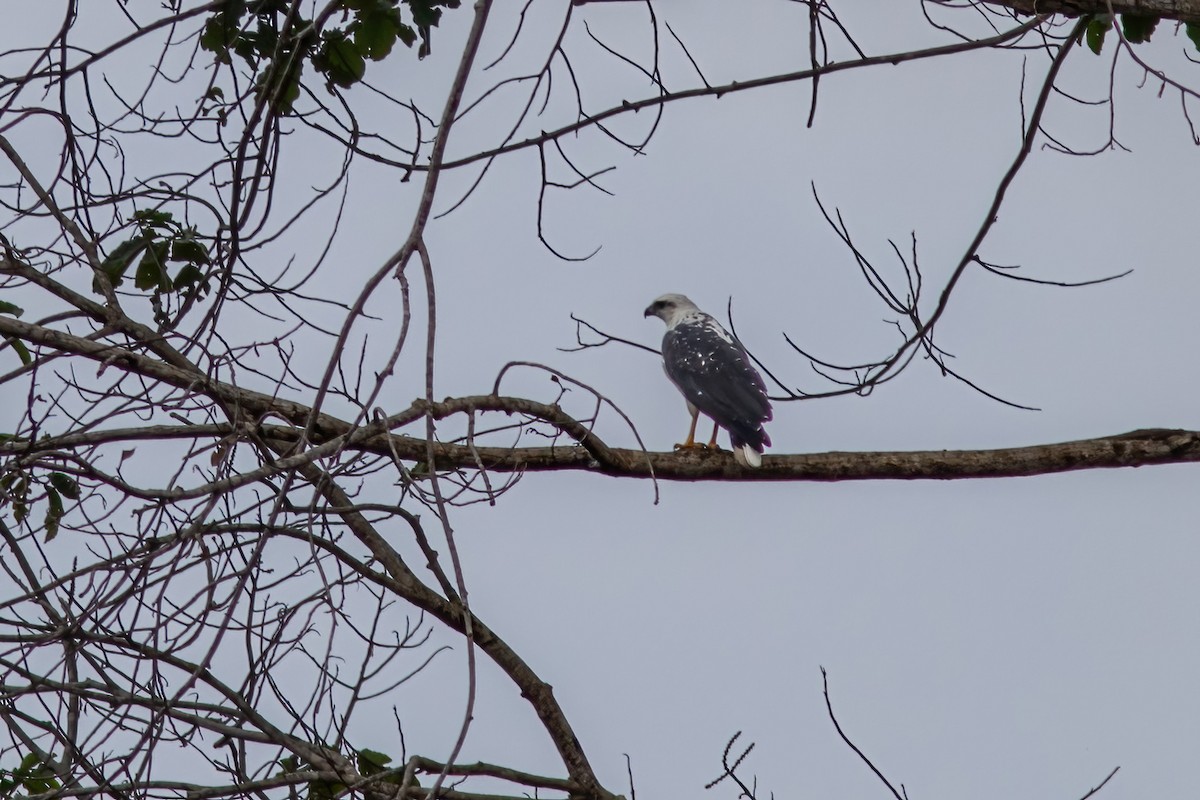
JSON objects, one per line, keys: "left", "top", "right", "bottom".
{"left": 821, "top": 667, "right": 904, "bottom": 800}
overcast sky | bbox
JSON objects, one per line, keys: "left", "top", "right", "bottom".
{"left": 4, "top": 3, "right": 1200, "bottom": 800}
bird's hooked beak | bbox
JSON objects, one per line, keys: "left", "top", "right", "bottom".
{"left": 643, "top": 304, "right": 655, "bottom": 318}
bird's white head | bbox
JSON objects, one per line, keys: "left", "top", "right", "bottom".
{"left": 644, "top": 293, "right": 700, "bottom": 329}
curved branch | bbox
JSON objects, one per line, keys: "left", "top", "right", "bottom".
{"left": 420, "top": 16, "right": 1050, "bottom": 172}
{"left": 291, "top": 459, "right": 615, "bottom": 800}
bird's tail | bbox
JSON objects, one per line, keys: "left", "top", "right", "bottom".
{"left": 730, "top": 427, "right": 769, "bottom": 468}
{"left": 733, "top": 445, "right": 762, "bottom": 468}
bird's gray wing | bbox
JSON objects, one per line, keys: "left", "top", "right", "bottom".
{"left": 662, "top": 319, "right": 772, "bottom": 442}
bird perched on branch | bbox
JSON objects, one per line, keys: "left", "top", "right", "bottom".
{"left": 644, "top": 293, "right": 773, "bottom": 467}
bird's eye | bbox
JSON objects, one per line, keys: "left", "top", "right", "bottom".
{"left": 655, "top": 300, "right": 669, "bottom": 309}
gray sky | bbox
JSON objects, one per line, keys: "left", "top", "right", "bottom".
{"left": 411, "top": 5, "right": 1200, "bottom": 798}
{"left": 3, "top": 2, "right": 1200, "bottom": 799}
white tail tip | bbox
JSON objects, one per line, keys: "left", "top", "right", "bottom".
{"left": 734, "top": 445, "right": 762, "bottom": 468}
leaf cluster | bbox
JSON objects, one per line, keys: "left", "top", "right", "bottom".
{"left": 0, "top": 753, "right": 61, "bottom": 797}
{"left": 1083, "top": 13, "right": 1200, "bottom": 54}
{"left": 276, "top": 749, "right": 405, "bottom": 800}
{"left": 0, "top": 299, "right": 29, "bottom": 366}
{"left": 0, "top": 465, "right": 80, "bottom": 542}
{"left": 96, "top": 209, "right": 212, "bottom": 327}
{"left": 200, "top": 0, "right": 461, "bottom": 113}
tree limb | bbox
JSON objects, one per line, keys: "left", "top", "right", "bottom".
{"left": 292, "top": 423, "right": 1200, "bottom": 482}
{"left": 982, "top": 0, "right": 1200, "bottom": 23}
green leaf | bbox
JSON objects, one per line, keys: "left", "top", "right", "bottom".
{"left": 134, "top": 241, "right": 172, "bottom": 291}
{"left": 396, "top": 23, "right": 417, "bottom": 48}
{"left": 23, "top": 775, "right": 61, "bottom": 794}
{"left": 255, "top": 0, "right": 290, "bottom": 14}
{"left": 250, "top": 20, "right": 282, "bottom": 59}
{"left": 44, "top": 486, "right": 63, "bottom": 541}
{"left": 200, "top": 2, "right": 248, "bottom": 64}
{"left": 10, "top": 753, "right": 60, "bottom": 793}
{"left": 99, "top": 236, "right": 149, "bottom": 289}
{"left": 201, "top": 22, "right": 235, "bottom": 63}
{"left": 9, "top": 476, "right": 29, "bottom": 525}
{"left": 354, "top": 18, "right": 399, "bottom": 61}
{"left": 352, "top": 2, "right": 406, "bottom": 61}
{"left": 21, "top": 768, "right": 59, "bottom": 794}
{"left": 1186, "top": 22, "right": 1200, "bottom": 53}
{"left": 172, "top": 263, "right": 208, "bottom": 293}
{"left": 357, "top": 749, "right": 392, "bottom": 776}
{"left": 49, "top": 472, "right": 80, "bottom": 500}
{"left": 1085, "top": 17, "right": 1108, "bottom": 55}
{"left": 132, "top": 209, "right": 176, "bottom": 229}
{"left": 170, "top": 237, "right": 210, "bottom": 265}
{"left": 308, "top": 779, "right": 346, "bottom": 800}
{"left": 0, "top": 300, "right": 23, "bottom": 316}
{"left": 315, "top": 31, "right": 367, "bottom": 88}
{"left": 256, "top": 64, "right": 303, "bottom": 112}
{"left": 1121, "top": 13, "right": 1159, "bottom": 44}
{"left": 409, "top": 2, "right": 445, "bottom": 31}
{"left": 5, "top": 337, "right": 31, "bottom": 366}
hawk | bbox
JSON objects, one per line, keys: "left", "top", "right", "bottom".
{"left": 644, "top": 293, "right": 773, "bottom": 467}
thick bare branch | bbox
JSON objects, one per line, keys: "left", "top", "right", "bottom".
{"left": 318, "top": 424, "right": 1200, "bottom": 482}
{"left": 982, "top": 0, "right": 1200, "bottom": 23}
{"left": 4, "top": 315, "right": 1198, "bottom": 482}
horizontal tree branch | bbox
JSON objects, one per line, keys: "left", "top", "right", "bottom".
{"left": 295, "top": 422, "right": 1200, "bottom": 482}
{"left": 407, "top": 756, "right": 576, "bottom": 792}
{"left": 4, "top": 317, "right": 1199, "bottom": 482}
{"left": 7, "top": 414, "right": 1200, "bottom": 483}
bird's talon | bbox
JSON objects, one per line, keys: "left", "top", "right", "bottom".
{"left": 673, "top": 442, "right": 724, "bottom": 454}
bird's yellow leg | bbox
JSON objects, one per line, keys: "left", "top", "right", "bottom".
{"left": 675, "top": 408, "right": 701, "bottom": 450}
{"left": 706, "top": 421, "right": 720, "bottom": 450}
